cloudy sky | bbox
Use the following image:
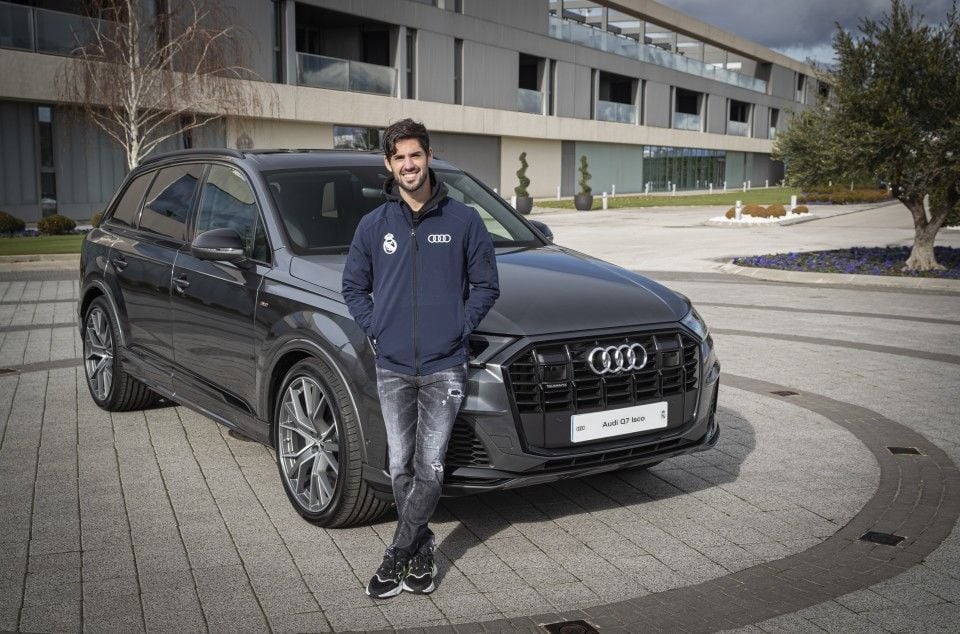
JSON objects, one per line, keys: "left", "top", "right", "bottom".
{"left": 656, "top": 0, "right": 955, "bottom": 65}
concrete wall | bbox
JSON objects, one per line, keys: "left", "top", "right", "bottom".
{"left": 226, "top": 118, "right": 333, "bottom": 150}
{"left": 575, "top": 142, "right": 645, "bottom": 195}
{"left": 499, "top": 136, "right": 561, "bottom": 198}
{"left": 769, "top": 64, "right": 795, "bottom": 101}
{"left": 753, "top": 104, "right": 768, "bottom": 139}
{"left": 417, "top": 30, "right": 455, "bottom": 104}
{"left": 555, "top": 61, "right": 591, "bottom": 119}
{"left": 706, "top": 94, "right": 726, "bottom": 134}
{"left": 462, "top": 41, "right": 517, "bottom": 111}
{"left": 432, "top": 131, "right": 500, "bottom": 191}
{"left": 645, "top": 81, "right": 671, "bottom": 128}
{"left": 0, "top": 101, "right": 38, "bottom": 220}
{"left": 465, "top": 0, "right": 547, "bottom": 34}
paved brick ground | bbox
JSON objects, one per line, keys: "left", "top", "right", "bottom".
{"left": 1, "top": 204, "right": 959, "bottom": 632}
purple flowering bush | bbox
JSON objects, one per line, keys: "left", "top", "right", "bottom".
{"left": 734, "top": 246, "right": 960, "bottom": 279}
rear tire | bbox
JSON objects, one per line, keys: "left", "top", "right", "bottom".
{"left": 273, "top": 357, "right": 389, "bottom": 527}
{"left": 82, "top": 296, "right": 159, "bottom": 411}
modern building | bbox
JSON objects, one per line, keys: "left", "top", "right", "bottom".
{"left": 0, "top": 0, "right": 824, "bottom": 221}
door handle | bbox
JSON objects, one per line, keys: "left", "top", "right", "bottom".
{"left": 111, "top": 255, "right": 128, "bottom": 271}
{"left": 173, "top": 275, "right": 190, "bottom": 293}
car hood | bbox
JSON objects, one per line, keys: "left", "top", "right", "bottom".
{"left": 289, "top": 245, "right": 688, "bottom": 336}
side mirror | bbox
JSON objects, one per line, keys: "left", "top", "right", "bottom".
{"left": 528, "top": 220, "right": 553, "bottom": 243}
{"left": 191, "top": 228, "right": 247, "bottom": 263}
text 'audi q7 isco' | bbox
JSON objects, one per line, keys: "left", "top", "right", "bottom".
{"left": 78, "top": 148, "right": 720, "bottom": 527}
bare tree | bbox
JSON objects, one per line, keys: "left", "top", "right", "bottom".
{"left": 58, "top": 0, "right": 274, "bottom": 170}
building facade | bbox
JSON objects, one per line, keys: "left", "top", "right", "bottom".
{"left": 0, "top": 0, "right": 823, "bottom": 221}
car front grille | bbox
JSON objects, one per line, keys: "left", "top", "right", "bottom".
{"left": 505, "top": 329, "right": 700, "bottom": 451}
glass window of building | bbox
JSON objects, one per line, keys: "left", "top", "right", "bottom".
{"left": 454, "top": 38, "right": 463, "bottom": 104}
{"left": 333, "top": 126, "right": 383, "bottom": 151}
{"left": 406, "top": 28, "right": 417, "bottom": 99}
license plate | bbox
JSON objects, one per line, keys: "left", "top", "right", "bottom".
{"left": 571, "top": 401, "right": 668, "bottom": 443}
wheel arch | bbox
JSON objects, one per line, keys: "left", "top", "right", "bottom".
{"left": 80, "top": 279, "right": 126, "bottom": 347}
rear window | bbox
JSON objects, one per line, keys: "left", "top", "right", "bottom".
{"left": 140, "top": 164, "right": 203, "bottom": 241}
{"left": 109, "top": 171, "right": 154, "bottom": 227}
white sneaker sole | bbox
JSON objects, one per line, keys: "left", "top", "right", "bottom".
{"left": 365, "top": 583, "right": 404, "bottom": 599}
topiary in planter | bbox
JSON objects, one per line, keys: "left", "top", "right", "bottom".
{"left": 0, "top": 211, "right": 26, "bottom": 235}
{"left": 743, "top": 203, "right": 767, "bottom": 218}
{"left": 574, "top": 154, "right": 593, "bottom": 211}
{"left": 725, "top": 207, "right": 737, "bottom": 219}
{"left": 37, "top": 214, "right": 76, "bottom": 235}
{"left": 766, "top": 203, "right": 786, "bottom": 218}
{"left": 514, "top": 152, "right": 532, "bottom": 214}
{"left": 793, "top": 205, "right": 809, "bottom": 214}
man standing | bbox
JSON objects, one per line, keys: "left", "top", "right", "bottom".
{"left": 342, "top": 119, "right": 500, "bottom": 598}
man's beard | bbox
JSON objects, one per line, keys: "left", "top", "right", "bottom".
{"left": 397, "top": 168, "right": 428, "bottom": 194}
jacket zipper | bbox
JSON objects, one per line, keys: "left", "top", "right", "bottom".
{"left": 410, "top": 225, "right": 419, "bottom": 375}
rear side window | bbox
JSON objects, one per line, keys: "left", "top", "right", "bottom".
{"left": 196, "top": 164, "right": 269, "bottom": 262}
{"left": 140, "top": 164, "right": 203, "bottom": 241}
{"left": 109, "top": 171, "right": 154, "bottom": 227}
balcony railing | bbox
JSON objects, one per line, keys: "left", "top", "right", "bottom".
{"left": 297, "top": 52, "right": 397, "bottom": 97}
{"left": 0, "top": 1, "right": 104, "bottom": 56}
{"left": 548, "top": 15, "right": 767, "bottom": 93}
{"left": 672, "top": 112, "right": 701, "bottom": 131}
{"left": 596, "top": 99, "right": 637, "bottom": 124}
{"left": 727, "top": 121, "right": 750, "bottom": 137}
{"left": 517, "top": 88, "right": 543, "bottom": 114}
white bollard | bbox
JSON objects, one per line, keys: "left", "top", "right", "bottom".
{"left": 556, "top": 185, "right": 561, "bottom": 200}
{"left": 612, "top": 184, "right": 616, "bottom": 196}
{"left": 510, "top": 195, "right": 516, "bottom": 208}
{"left": 709, "top": 183, "right": 713, "bottom": 194}
{"left": 828, "top": 180, "right": 832, "bottom": 187}
{"left": 765, "top": 179, "right": 769, "bottom": 188}
{"left": 644, "top": 183, "right": 650, "bottom": 195}
{"left": 493, "top": 188, "right": 498, "bottom": 195}
{"left": 672, "top": 184, "right": 677, "bottom": 195}
{"left": 723, "top": 181, "right": 728, "bottom": 192}
{"left": 748, "top": 180, "right": 752, "bottom": 190}
{"left": 735, "top": 200, "right": 742, "bottom": 220}
{"left": 742, "top": 182, "right": 747, "bottom": 193}
{"left": 790, "top": 194, "right": 797, "bottom": 211}
{"left": 602, "top": 191, "right": 608, "bottom": 210}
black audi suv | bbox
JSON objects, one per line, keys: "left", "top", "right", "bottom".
{"left": 79, "top": 148, "right": 720, "bottom": 527}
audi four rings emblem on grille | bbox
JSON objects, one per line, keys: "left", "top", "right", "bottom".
{"left": 587, "top": 343, "right": 648, "bottom": 374}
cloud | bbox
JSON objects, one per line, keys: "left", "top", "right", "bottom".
{"left": 656, "top": 0, "right": 954, "bottom": 61}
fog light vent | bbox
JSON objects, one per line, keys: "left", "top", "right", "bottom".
{"left": 542, "top": 620, "right": 599, "bottom": 634}
{"left": 860, "top": 531, "right": 905, "bottom": 546}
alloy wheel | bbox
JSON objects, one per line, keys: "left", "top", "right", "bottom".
{"left": 84, "top": 306, "right": 114, "bottom": 401}
{"left": 277, "top": 376, "right": 340, "bottom": 513}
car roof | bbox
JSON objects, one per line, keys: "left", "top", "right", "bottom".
{"left": 136, "top": 148, "right": 460, "bottom": 173}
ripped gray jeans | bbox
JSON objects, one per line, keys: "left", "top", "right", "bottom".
{"left": 376, "top": 363, "right": 467, "bottom": 558}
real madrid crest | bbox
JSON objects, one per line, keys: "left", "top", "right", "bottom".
{"left": 382, "top": 233, "right": 397, "bottom": 254}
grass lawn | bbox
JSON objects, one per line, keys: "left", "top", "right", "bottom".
{"left": 536, "top": 187, "right": 800, "bottom": 210}
{"left": 0, "top": 234, "right": 85, "bottom": 256}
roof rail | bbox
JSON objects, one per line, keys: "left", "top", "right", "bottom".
{"left": 138, "top": 147, "right": 245, "bottom": 166}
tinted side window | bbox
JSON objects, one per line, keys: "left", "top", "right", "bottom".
{"left": 140, "top": 164, "right": 203, "bottom": 241}
{"left": 196, "top": 164, "right": 267, "bottom": 260}
{"left": 109, "top": 171, "right": 154, "bottom": 226}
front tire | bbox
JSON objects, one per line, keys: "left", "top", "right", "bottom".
{"left": 273, "top": 357, "right": 389, "bottom": 527}
{"left": 82, "top": 296, "right": 159, "bottom": 411}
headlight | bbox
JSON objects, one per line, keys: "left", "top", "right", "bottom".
{"left": 680, "top": 307, "right": 709, "bottom": 342}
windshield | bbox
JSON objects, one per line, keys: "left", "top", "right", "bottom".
{"left": 262, "top": 166, "right": 539, "bottom": 252}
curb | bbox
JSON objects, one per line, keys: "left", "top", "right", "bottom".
{"left": 703, "top": 214, "right": 819, "bottom": 228}
{"left": 0, "top": 253, "right": 79, "bottom": 272}
{"left": 717, "top": 261, "right": 960, "bottom": 291}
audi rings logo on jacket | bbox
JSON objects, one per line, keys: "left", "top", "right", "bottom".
{"left": 427, "top": 233, "right": 452, "bottom": 243}
{"left": 586, "top": 343, "right": 649, "bottom": 375}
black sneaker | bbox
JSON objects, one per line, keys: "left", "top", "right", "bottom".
{"left": 365, "top": 553, "right": 408, "bottom": 599}
{"left": 402, "top": 552, "right": 438, "bottom": 594}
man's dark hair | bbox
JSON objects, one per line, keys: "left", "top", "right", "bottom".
{"left": 382, "top": 118, "right": 430, "bottom": 158}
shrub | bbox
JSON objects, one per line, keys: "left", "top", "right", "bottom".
{"left": 91, "top": 211, "right": 103, "bottom": 228}
{"left": 725, "top": 207, "right": 736, "bottom": 219}
{"left": 743, "top": 203, "right": 768, "bottom": 218}
{"left": 36, "top": 214, "right": 76, "bottom": 235}
{"left": 793, "top": 204, "right": 809, "bottom": 214}
{"left": 766, "top": 203, "right": 787, "bottom": 218}
{"left": 514, "top": 152, "right": 530, "bottom": 198}
{"left": 578, "top": 155, "right": 592, "bottom": 195}
{"left": 0, "top": 211, "right": 26, "bottom": 235}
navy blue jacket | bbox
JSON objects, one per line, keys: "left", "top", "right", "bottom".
{"left": 342, "top": 173, "right": 500, "bottom": 376}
